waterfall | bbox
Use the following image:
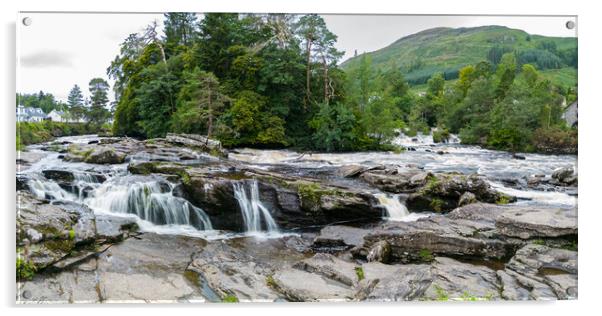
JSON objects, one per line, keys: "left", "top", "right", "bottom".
{"left": 232, "top": 180, "right": 279, "bottom": 233}
{"left": 27, "top": 179, "right": 76, "bottom": 201}
{"left": 86, "top": 179, "right": 212, "bottom": 230}
{"left": 375, "top": 193, "right": 410, "bottom": 221}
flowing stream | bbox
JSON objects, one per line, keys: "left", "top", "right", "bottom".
{"left": 18, "top": 133, "right": 577, "bottom": 238}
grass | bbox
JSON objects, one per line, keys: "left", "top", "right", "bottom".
{"left": 16, "top": 257, "right": 36, "bottom": 281}
{"left": 355, "top": 267, "right": 365, "bottom": 281}
{"left": 221, "top": 294, "right": 239, "bottom": 303}
{"left": 418, "top": 249, "right": 434, "bottom": 262}
{"left": 16, "top": 121, "right": 106, "bottom": 150}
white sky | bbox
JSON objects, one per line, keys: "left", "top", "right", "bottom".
{"left": 17, "top": 13, "right": 576, "bottom": 102}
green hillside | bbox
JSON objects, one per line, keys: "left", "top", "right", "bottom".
{"left": 341, "top": 25, "right": 577, "bottom": 89}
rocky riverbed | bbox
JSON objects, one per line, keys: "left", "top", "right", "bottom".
{"left": 16, "top": 133, "right": 577, "bottom": 303}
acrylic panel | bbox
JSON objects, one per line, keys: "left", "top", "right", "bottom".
{"left": 16, "top": 12, "right": 578, "bottom": 303}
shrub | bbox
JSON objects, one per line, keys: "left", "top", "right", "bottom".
{"left": 532, "top": 127, "right": 577, "bottom": 154}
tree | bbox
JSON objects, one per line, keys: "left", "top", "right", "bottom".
{"left": 87, "top": 78, "right": 110, "bottom": 126}
{"left": 295, "top": 14, "right": 339, "bottom": 108}
{"left": 310, "top": 102, "right": 357, "bottom": 152}
{"left": 494, "top": 53, "right": 517, "bottom": 100}
{"left": 171, "top": 69, "right": 229, "bottom": 140}
{"left": 162, "top": 13, "right": 198, "bottom": 56}
{"left": 67, "top": 85, "right": 86, "bottom": 121}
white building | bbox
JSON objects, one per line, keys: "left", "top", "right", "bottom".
{"left": 47, "top": 109, "right": 69, "bottom": 122}
{"left": 16, "top": 105, "right": 46, "bottom": 122}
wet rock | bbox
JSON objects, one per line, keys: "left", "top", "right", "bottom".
{"left": 551, "top": 167, "right": 577, "bottom": 186}
{"left": 42, "top": 169, "right": 74, "bottom": 183}
{"left": 458, "top": 192, "right": 477, "bottom": 207}
{"left": 16, "top": 151, "right": 47, "bottom": 172}
{"left": 512, "top": 154, "right": 526, "bottom": 160}
{"left": 406, "top": 173, "right": 515, "bottom": 213}
{"left": 337, "top": 165, "right": 367, "bottom": 178}
{"left": 94, "top": 214, "right": 139, "bottom": 242}
{"left": 84, "top": 147, "right": 126, "bottom": 164}
{"left": 366, "top": 240, "right": 391, "bottom": 263}
{"left": 496, "top": 207, "right": 577, "bottom": 239}
{"left": 165, "top": 133, "right": 228, "bottom": 158}
{"left": 360, "top": 168, "right": 429, "bottom": 193}
{"left": 17, "top": 175, "right": 29, "bottom": 191}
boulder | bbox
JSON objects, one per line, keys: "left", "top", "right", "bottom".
{"left": 551, "top": 167, "right": 577, "bottom": 186}
{"left": 165, "top": 133, "right": 228, "bottom": 158}
{"left": 458, "top": 192, "right": 477, "bottom": 207}
{"left": 366, "top": 240, "right": 391, "bottom": 263}
{"left": 336, "top": 165, "right": 367, "bottom": 178}
{"left": 406, "top": 173, "right": 515, "bottom": 213}
{"left": 359, "top": 168, "right": 429, "bottom": 193}
{"left": 42, "top": 170, "right": 74, "bottom": 183}
{"left": 84, "top": 147, "right": 126, "bottom": 164}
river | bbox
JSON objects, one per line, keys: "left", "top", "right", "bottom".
{"left": 17, "top": 133, "right": 577, "bottom": 239}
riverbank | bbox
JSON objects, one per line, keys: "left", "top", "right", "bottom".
{"left": 16, "top": 121, "right": 109, "bottom": 150}
{"left": 16, "top": 133, "right": 577, "bottom": 302}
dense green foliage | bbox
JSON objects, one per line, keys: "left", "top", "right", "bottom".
{"left": 17, "top": 91, "right": 67, "bottom": 114}
{"left": 16, "top": 121, "right": 107, "bottom": 150}
{"left": 341, "top": 25, "right": 577, "bottom": 90}
{"left": 108, "top": 16, "right": 576, "bottom": 154}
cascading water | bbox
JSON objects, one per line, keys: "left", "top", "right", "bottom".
{"left": 375, "top": 193, "right": 410, "bottom": 220}
{"left": 86, "top": 178, "right": 213, "bottom": 230}
{"left": 232, "top": 180, "right": 279, "bottom": 233}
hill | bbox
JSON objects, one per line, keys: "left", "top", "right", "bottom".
{"left": 341, "top": 25, "right": 577, "bottom": 89}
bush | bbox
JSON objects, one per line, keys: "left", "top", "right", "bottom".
{"left": 532, "top": 127, "right": 577, "bottom": 154}
{"left": 16, "top": 121, "right": 107, "bottom": 149}
{"left": 432, "top": 128, "right": 450, "bottom": 143}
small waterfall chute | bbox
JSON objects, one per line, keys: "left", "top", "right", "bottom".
{"left": 86, "top": 178, "right": 213, "bottom": 230}
{"left": 232, "top": 180, "right": 279, "bottom": 233}
{"left": 375, "top": 193, "right": 410, "bottom": 221}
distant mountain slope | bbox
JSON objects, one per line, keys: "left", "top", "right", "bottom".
{"left": 341, "top": 25, "right": 577, "bottom": 88}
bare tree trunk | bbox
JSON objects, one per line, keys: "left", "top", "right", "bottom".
{"left": 206, "top": 89, "right": 213, "bottom": 144}
{"left": 305, "top": 39, "right": 312, "bottom": 111}
{"left": 322, "top": 54, "right": 328, "bottom": 104}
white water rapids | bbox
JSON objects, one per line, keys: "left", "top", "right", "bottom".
{"left": 18, "top": 133, "right": 577, "bottom": 238}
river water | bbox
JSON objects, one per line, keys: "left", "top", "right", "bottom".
{"left": 18, "top": 133, "right": 577, "bottom": 239}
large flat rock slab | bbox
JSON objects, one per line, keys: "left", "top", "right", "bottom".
{"left": 496, "top": 207, "right": 577, "bottom": 239}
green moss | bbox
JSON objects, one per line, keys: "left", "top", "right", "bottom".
{"left": 496, "top": 195, "right": 510, "bottom": 205}
{"left": 532, "top": 239, "right": 546, "bottom": 245}
{"left": 355, "top": 267, "right": 365, "bottom": 281}
{"left": 44, "top": 239, "right": 75, "bottom": 254}
{"left": 434, "top": 285, "right": 449, "bottom": 301}
{"left": 266, "top": 275, "right": 277, "bottom": 288}
{"left": 561, "top": 240, "right": 578, "bottom": 251}
{"left": 68, "top": 229, "right": 76, "bottom": 240}
{"left": 16, "top": 257, "right": 36, "bottom": 281}
{"left": 430, "top": 198, "right": 445, "bottom": 212}
{"left": 221, "top": 294, "right": 239, "bottom": 303}
{"left": 298, "top": 182, "right": 329, "bottom": 211}
{"left": 424, "top": 176, "right": 440, "bottom": 194}
{"left": 419, "top": 249, "right": 434, "bottom": 262}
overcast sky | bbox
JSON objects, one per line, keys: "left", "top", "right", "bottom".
{"left": 18, "top": 13, "right": 576, "bottom": 102}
